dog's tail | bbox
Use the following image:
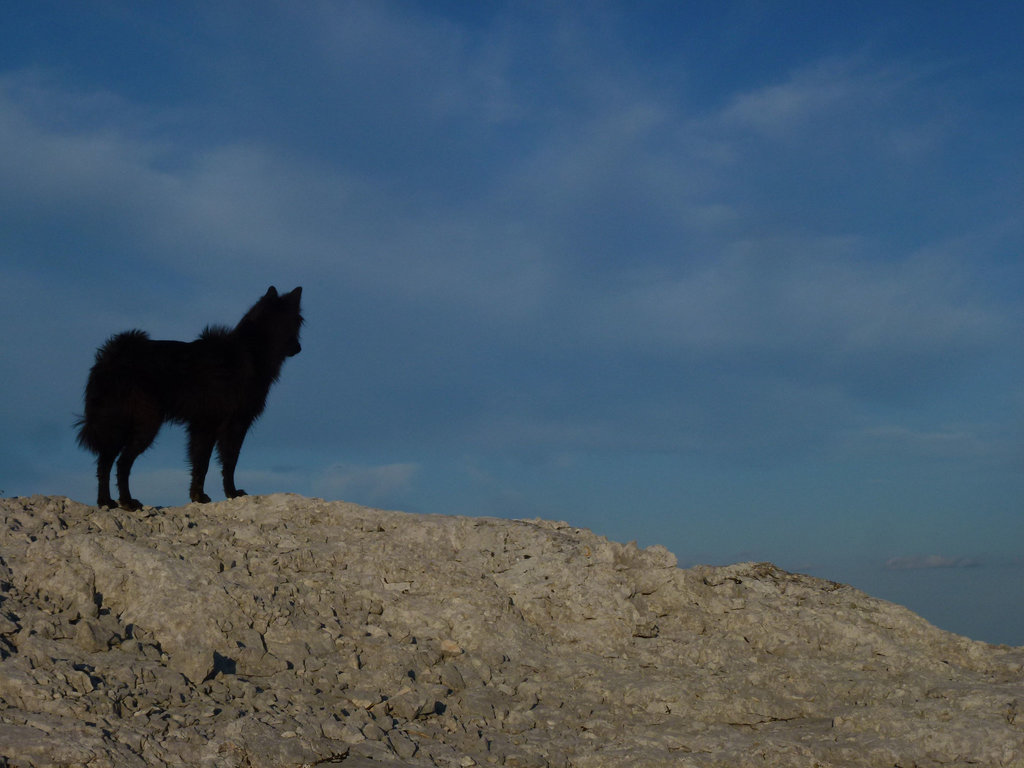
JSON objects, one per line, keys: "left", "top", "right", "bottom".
{"left": 75, "top": 413, "right": 101, "bottom": 454}
{"left": 73, "top": 413, "right": 93, "bottom": 452}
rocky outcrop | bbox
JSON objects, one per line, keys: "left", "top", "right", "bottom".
{"left": 0, "top": 494, "right": 1021, "bottom": 767}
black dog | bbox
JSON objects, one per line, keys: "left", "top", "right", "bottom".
{"left": 77, "top": 286, "right": 303, "bottom": 510}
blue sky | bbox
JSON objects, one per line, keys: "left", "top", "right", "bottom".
{"left": 1, "top": 2, "right": 1021, "bottom": 644}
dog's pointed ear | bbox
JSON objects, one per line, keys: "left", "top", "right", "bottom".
{"left": 287, "top": 287, "right": 302, "bottom": 299}
{"left": 265, "top": 286, "right": 279, "bottom": 298}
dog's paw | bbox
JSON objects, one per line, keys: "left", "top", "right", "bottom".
{"left": 190, "top": 492, "right": 212, "bottom": 504}
{"left": 118, "top": 498, "right": 143, "bottom": 511}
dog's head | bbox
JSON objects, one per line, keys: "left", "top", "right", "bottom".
{"left": 241, "top": 286, "right": 304, "bottom": 359}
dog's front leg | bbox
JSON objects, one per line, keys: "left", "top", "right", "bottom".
{"left": 217, "top": 423, "right": 249, "bottom": 499}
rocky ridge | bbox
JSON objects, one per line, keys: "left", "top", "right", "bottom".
{"left": 0, "top": 494, "right": 1021, "bottom": 767}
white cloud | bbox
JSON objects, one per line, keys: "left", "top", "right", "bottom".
{"left": 885, "top": 555, "right": 981, "bottom": 571}
{"left": 846, "top": 425, "right": 1002, "bottom": 461}
{"left": 716, "top": 56, "right": 944, "bottom": 153}
{"left": 721, "top": 72, "right": 849, "bottom": 136}
{"left": 313, "top": 463, "right": 419, "bottom": 505}
{"left": 573, "top": 242, "right": 999, "bottom": 369}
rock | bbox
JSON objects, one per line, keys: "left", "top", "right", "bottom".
{"left": 73, "top": 616, "right": 117, "bottom": 652}
{"left": 0, "top": 493, "right": 1022, "bottom": 767}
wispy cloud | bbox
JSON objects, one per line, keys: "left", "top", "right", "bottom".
{"left": 846, "top": 425, "right": 1006, "bottom": 461}
{"left": 718, "top": 57, "right": 936, "bottom": 146}
{"left": 313, "top": 463, "right": 420, "bottom": 506}
{"left": 5, "top": 50, "right": 1009, "bottom": 469}
{"left": 885, "top": 555, "right": 982, "bottom": 571}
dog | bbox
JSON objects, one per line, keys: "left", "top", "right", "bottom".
{"left": 77, "top": 286, "right": 303, "bottom": 509}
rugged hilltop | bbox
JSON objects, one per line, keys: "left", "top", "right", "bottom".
{"left": 0, "top": 494, "right": 1021, "bottom": 767}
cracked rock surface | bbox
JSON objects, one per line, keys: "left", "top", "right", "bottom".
{"left": 0, "top": 494, "right": 1021, "bottom": 767}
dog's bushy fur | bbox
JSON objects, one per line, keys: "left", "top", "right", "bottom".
{"left": 77, "top": 286, "right": 303, "bottom": 510}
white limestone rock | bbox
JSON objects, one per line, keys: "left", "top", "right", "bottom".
{"left": 0, "top": 494, "right": 1021, "bottom": 767}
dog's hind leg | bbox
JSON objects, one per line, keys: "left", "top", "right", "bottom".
{"left": 115, "top": 415, "right": 160, "bottom": 511}
{"left": 188, "top": 425, "right": 216, "bottom": 503}
{"left": 96, "top": 449, "right": 117, "bottom": 509}
{"left": 115, "top": 446, "right": 146, "bottom": 511}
